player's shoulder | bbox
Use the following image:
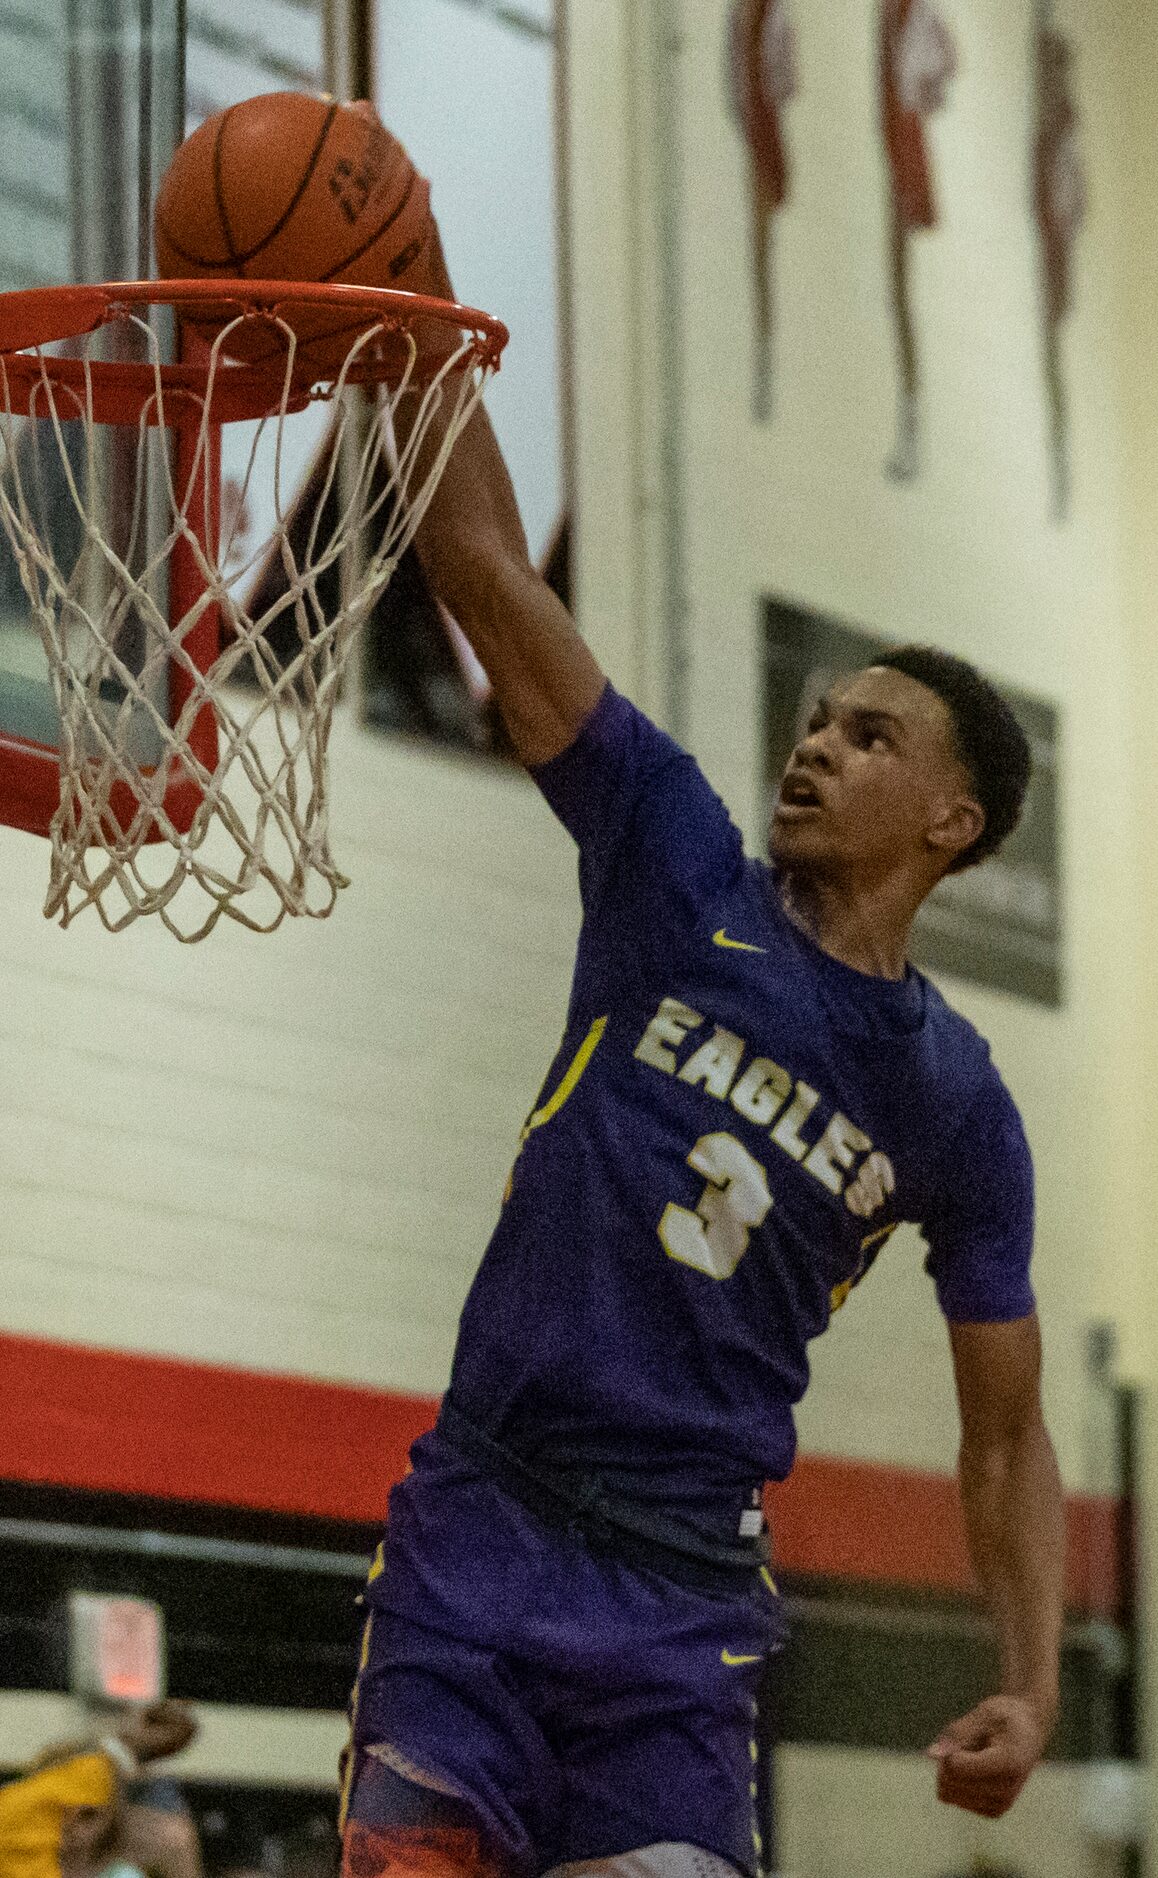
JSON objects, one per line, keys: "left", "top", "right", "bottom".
{"left": 916, "top": 970, "right": 1026, "bottom": 1131}
{"left": 535, "top": 684, "right": 748, "bottom": 916}
{"left": 914, "top": 970, "right": 989, "bottom": 1069}
{"left": 917, "top": 970, "right": 984, "bottom": 1051}
{"left": 535, "top": 683, "right": 712, "bottom": 793}
{"left": 578, "top": 685, "right": 743, "bottom": 835}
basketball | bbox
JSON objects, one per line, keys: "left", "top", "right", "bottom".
{"left": 154, "top": 92, "right": 434, "bottom": 372}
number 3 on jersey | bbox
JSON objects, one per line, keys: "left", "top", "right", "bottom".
{"left": 659, "top": 1131, "right": 773, "bottom": 1279}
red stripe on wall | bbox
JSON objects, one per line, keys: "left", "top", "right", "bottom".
{"left": 0, "top": 1332, "right": 1119, "bottom": 1612}
{"left": 0, "top": 1331, "right": 436, "bottom": 1525}
{"left": 765, "top": 1457, "right": 1119, "bottom": 1615}
{"left": 767, "top": 1455, "right": 973, "bottom": 1591}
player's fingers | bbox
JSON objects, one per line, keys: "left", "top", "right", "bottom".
{"left": 927, "top": 1705, "right": 1002, "bottom": 1759}
{"left": 940, "top": 1739, "right": 1021, "bottom": 1781}
{"left": 936, "top": 1761, "right": 1024, "bottom": 1817}
{"left": 938, "top": 1778, "right": 1020, "bottom": 1817}
{"left": 938, "top": 1779, "right": 1021, "bottom": 1820}
{"left": 937, "top": 1754, "right": 1022, "bottom": 1793}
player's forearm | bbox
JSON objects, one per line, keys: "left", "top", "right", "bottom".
{"left": 958, "top": 1413, "right": 1065, "bottom": 1735}
{"left": 408, "top": 223, "right": 605, "bottom": 762}
{"left": 413, "top": 395, "right": 533, "bottom": 618}
{"left": 414, "top": 225, "right": 532, "bottom": 584}
{"left": 444, "top": 550, "right": 605, "bottom": 764}
{"left": 409, "top": 394, "right": 604, "bottom": 762}
{"left": 121, "top": 1804, "right": 206, "bottom": 1878}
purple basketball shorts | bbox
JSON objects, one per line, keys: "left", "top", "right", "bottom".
{"left": 341, "top": 1434, "right": 785, "bottom": 1878}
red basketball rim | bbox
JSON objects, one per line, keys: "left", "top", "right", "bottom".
{"left": 0, "top": 278, "right": 509, "bottom": 425}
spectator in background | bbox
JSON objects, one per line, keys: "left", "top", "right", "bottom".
{"left": 195, "top": 1809, "right": 338, "bottom": 1878}
{"left": 108, "top": 1775, "right": 205, "bottom": 1878}
{"left": 0, "top": 1701, "right": 197, "bottom": 1878}
{"left": 196, "top": 1815, "right": 270, "bottom": 1878}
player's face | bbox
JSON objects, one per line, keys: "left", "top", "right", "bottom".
{"left": 769, "top": 667, "right": 979, "bottom": 882}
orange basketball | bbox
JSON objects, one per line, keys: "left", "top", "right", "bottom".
{"left": 154, "top": 92, "right": 434, "bottom": 373}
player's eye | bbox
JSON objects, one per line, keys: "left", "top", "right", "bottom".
{"left": 857, "top": 722, "right": 890, "bottom": 749}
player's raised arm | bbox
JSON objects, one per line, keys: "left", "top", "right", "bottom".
{"left": 928, "top": 1314, "right": 1065, "bottom": 1817}
{"left": 410, "top": 227, "right": 606, "bottom": 767}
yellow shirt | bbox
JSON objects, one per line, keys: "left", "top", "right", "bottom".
{"left": 0, "top": 1754, "right": 116, "bottom": 1878}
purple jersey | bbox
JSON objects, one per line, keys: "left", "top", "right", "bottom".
{"left": 446, "top": 686, "right": 1034, "bottom": 1514}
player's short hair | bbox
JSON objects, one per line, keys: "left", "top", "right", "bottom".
{"left": 872, "top": 645, "right": 1032, "bottom": 871}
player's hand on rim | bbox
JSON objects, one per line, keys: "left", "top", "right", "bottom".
{"left": 927, "top": 1693, "right": 1050, "bottom": 1818}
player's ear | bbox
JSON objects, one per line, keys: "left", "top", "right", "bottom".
{"left": 926, "top": 793, "right": 984, "bottom": 867}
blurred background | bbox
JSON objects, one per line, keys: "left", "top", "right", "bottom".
{"left": 0, "top": 0, "right": 1155, "bottom": 1874}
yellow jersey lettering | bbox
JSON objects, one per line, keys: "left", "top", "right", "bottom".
{"left": 729, "top": 1057, "right": 792, "bottom": 1127}
{"left": 770, "top": 1081, "right": 821, "bottom": 1161}
{"left": 844, "top": 1150, "right": 897, "bottom": 1218}
{"left": 634, "top": 997, "right": 704, "bottom": 1073}
{"left": 632, "top": 994, "right": 881, "bottom": 1202}
{"left": 677, "top": 1026, "right": 746, "bottom": 1099}
{"left": 803, "top": 1112, "right": 874, "bottom": 1196}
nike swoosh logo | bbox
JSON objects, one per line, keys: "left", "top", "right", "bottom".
{"left": 713, "top": 929, "right": 767, "bottom": 954}
{"left": 721, "top": 1650, "right": 763, "bottom": 1666}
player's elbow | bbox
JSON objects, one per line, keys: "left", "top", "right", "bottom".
{"left": 958, "top": 1404, "right": 1054, "bottom": 1509}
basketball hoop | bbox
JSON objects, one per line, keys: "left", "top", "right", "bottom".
{"left": 0, "top": 278, "right": 507, "bottom": 940}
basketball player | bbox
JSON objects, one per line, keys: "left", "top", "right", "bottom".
{"left": 727, "top": 0, "right": 797, "bottom": 422}
{"left": 339, "top": 211, "right": 1064, "bottom": 1878}
{"left": 880, "top": 0, "right": 957, "bottom": 480}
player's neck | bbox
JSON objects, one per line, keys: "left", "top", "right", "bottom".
{"left": 777, "top": 867, "right": 917, "bottom": 981}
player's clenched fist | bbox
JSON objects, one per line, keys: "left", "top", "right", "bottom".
{"left": 928, "top": 1694, "right": 1049, "bottom": 1818}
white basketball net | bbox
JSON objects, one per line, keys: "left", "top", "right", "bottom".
{"left": 0, "top": 301, "right": 492, "bottom": 940}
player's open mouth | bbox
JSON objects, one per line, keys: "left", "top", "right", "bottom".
{"left": 775, "top": 772, "right": 824, "bottom": 817}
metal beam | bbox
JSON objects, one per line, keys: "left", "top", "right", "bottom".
{"left": 0, "top": 1516, "right": 370, "bottom": 1579}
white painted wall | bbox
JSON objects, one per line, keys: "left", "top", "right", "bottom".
{"left": 0, "top": 715, "right": 577, "bottom": 1393}
{"left": 777, "top": 1743, "right": 1114, "bottom": 1878}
